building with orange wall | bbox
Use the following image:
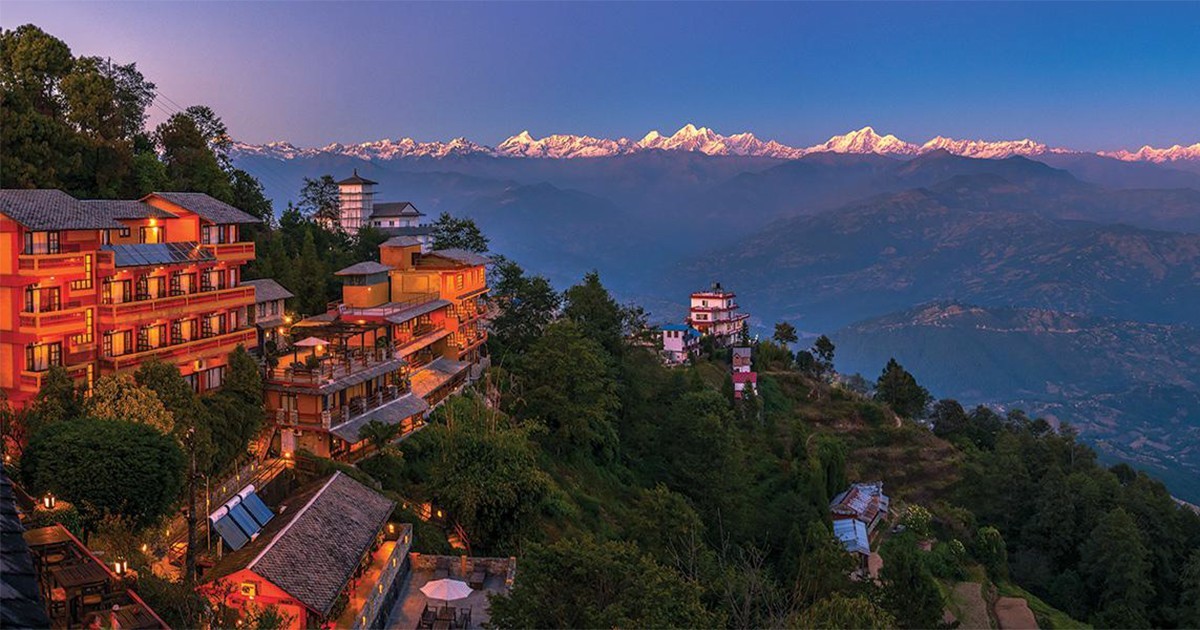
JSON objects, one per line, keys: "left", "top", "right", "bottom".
{"left": 199, "top": 471, "right": 409, "bottom": 630}
{"left": 0, "top": 189, "right": 261, "bottom": 411}
{"left": 262, "top": 236, "right": 488, "bottom": 460}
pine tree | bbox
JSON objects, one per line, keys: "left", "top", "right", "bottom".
{"left": 874, "top": 358, "right": 931, "bottom": 418}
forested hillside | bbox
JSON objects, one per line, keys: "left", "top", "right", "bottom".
{"left": 346, "top": 262, "right": 1200, "bottom": 629}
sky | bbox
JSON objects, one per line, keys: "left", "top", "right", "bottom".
{"left": 3, "top": 2, "right": 1198, "bottom": 151}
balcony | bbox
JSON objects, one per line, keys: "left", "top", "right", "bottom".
{"left": 99, "top": 327, "right": 256, "bottom": 372}
{"left": 98, "top": 285, "right": 254, "bottom": 325}
{"left": 18, "top": 304, "right": 90, "bottom": 337}
{"left": 202, "top": 241, "right": 255, "bottom": 263}
{"left": 13, "top": 251, "right": 92, "bottom": 280}
{"left": 331, "top": 292, "right": 442, "bottom": 320}
{"left": 18, "top": 362, "right": 90, "bottom": 391}
{"left": 395, "top": 326, "right": 451, "bottom": 358}
{"left": 267, "top": 346, "right": 402, "bottom": 388}
{"left": 319, "top": 385, "right": 407, "bottom": 429}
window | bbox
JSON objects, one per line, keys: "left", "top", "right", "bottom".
{"left": 171, "top": 272, "right": 195, "bottom": 295}
{"left": 257, "top": 303, "right": 266, "bottom": 318}
{"left": 70, "top": 278, "right": 92, "bottom": 291}
{"left": 203, "top": 366, "right": 226, "bottom": 390}
{"left": 102, "top": 279, "right": 132, "bottom": 304}
{"left": 25, "top": 343, "right": 61, "bottom": 372}
{"left": 456, "top": 274, "right": 464, "bottom": 290}
{"left": 23, "top": 231, "right": 60, "bottom": 255}
{"left": 184, "top": 372, "right": 199, "bottom": 393}
{"left": 201, "top": 269, "right": 224, "bottom": 292}
{"left": 281, "top": 393, "right": 298, "bottom": 412}
{"left": 23, "top": 286, "right": 61, "bottom": 313}
{"left": 103, "top": 330, "right": 132, "bottom": 357}
{"left": 140, "top": 226, "right": 164, "bottom": 244}
{"left": 270, "top": 301, "right": 279, "bottom": 315}
{"left": 138, "top": 324, "right": 166, "bottom": 351}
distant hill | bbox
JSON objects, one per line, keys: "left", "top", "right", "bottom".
{"left": 833, "top": 302, "right": 1200, "bottom": 502}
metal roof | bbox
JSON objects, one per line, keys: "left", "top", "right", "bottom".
{"left": 833, "top": 518, "right": 871, "bottom": 556}
{"left": 103, "top": 241, "right": 214, "bottom": 267}
{"left": 329, "top": 393, "right": 430, "bottom": 443}
{"left": 830, "top": 481, "right": 889, "bottom": 524}
{"left": 384, "top": 299, "right": 451, "bottom": 325}
{"left": 1, "top": 189, "right": 124, "bottom": 230}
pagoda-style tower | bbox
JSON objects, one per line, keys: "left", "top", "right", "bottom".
{"left": 337, "top": 170, "right": 378, "bottom": 235}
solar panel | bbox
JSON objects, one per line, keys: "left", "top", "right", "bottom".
{"left": 241, "top": 491, "right": 275, "bottom": 528}
{"left": 104, "top": 242, "right": 215, "bottom": 268}
{"left": 212, "top": 513, "right": 250, "bottom": 550}
{"left": 227, "top": 503, "right": 260, "bottom": 538}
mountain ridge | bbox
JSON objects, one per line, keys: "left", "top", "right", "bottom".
{"left": 231, "top": 123, "right": 1199, "bottom": 165}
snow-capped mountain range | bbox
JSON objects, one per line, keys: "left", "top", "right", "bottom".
{"left": 231, "top": 124, "right": 1200, "bottom": 164}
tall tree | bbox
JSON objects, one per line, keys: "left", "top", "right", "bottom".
{"left": 155, "top": 112, "right": 232, "bottom": 200}
{"left": 1079, "top": 507, "right": 1153, "bottom": 627}
{"left": 21, "top": 418, "right": 185, "bottom": 536}
{"left": 874, "top": 358, "right": 931, "bottom": 418}
{"left": 488, "top": 258, "right": 561, "bottom": 361}
{"left": 488, "top": 537, "right": 719, "bottom": 629}
{"left": 812, "top": 335, "right": 836, "bottom": 377}
{"left": 429, "top": 212, "right": 489, "bottom": 252}
{"left": 516, "top": 320, "right": 620, "bottom": 461}
{"left": 772, "top": 321, "right": 798, "bottom": 346}
{"left": 562, "top": 271, "right": 625, "bottom": 357}
{"left": 298, "top": 175, "right": 340, "bottom": 227}
{"left": 0, "top": 24, "right": 79, "bottom": 190}
{"left": 87, "top": 373, "right": 173, "bottom": 434}
{"left": 880, "top": 536, "right": 944, "bottom": 629}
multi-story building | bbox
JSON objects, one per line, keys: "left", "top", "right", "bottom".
{"left": 263, "top": 236, "right": 489, "bottom": 460}
{"left": 1, "top": 189, "right": 260, "bottom": 410}
{"left": 661, "top": 324, "right": 700, "bottom": 364}
{"left": 731, "top": 346, "right": 758, "bottom": 399}
{"left": 336, "top": 171, "right": 433, "bottom": 248}
{"left": 242, "top": 278, "right": 293, "bottom": 351}
{"left": 686, "top": 281, "right": 749, "bottom": 347}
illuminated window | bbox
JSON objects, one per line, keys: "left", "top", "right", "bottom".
{"left": 140, "top": 226, "right": 164, "bottom": 244}
{"left": 22, "top": 231, "right": 60, "bottom": 255}
{"left": 25, "top": 343, "right": 61, "bottom": 372}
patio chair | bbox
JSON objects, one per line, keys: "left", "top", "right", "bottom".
{"left": 468, "top": 569, "right": 485, "bottom": 589}
{"left": 419, "top": 604, "right": 438, "bottom": 628}
{"left": 458, "top": 607, "right": 472, "bottom": 629}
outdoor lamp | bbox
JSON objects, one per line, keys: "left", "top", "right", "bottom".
{"left": 42, "top": 494, "right": 55, "bottom": 509}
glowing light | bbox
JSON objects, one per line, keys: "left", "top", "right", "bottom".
{"left": 42, "top": 494, "right": 56, "bottom": 509}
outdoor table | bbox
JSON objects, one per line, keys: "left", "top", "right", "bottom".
{"left": 432, "top": 621, "right": 451, "bottom": 630}
{"left": 437, "top": 606, "right": 455, "bottom": 621}
{"left": 50, "top": 562, "right": 110, "bottom": 591}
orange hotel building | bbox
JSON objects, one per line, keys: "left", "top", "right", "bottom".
{"left": 264, "top": 236, "right": 489, "bottom": 460}
{"left": 0, "top": 189, "right": 261, "bottom": 410}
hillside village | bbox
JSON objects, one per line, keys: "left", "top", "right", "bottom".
{"left": 4, "top": 22, "right": 1200, "bottom": 630}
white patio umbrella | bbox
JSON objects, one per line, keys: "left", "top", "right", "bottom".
{"left": 293, "top": 336, "right": 329, "bottom": 348}
{"left": 421, "top": 577, "right": 473, "bottom": 606}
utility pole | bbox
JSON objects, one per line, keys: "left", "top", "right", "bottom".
{"left": 185, "top": 426, "right": 197, "bottom": 582}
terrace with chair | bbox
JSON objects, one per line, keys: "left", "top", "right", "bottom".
{"left": 388, "top": 554, "right": 516, "bottom": 629}
{"left": 23, "top": 524, "right": 167, "bottom": 629}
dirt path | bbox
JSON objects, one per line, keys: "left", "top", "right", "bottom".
{"left": 951, "top": 582, "right": 992, "bottom": 629}
{"left": 994, "top": 596, "right": 1038, "bottom": 629}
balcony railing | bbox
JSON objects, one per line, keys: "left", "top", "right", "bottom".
{"left": 16, "top": 252, "right": 92, "bottom": 275}
{"left": 98, "top": 285, "right": 254, "bottom": 324}
{"left": 202, "top": 241, "right": 255, "bottom": 262}
{"left": 329, "top": 291, "right": 440, "bottom": 319}
{"left": 99, "top": 327, "right": 256, "bottom": 372}
{"left": 18, "top": 362, "right": 89, "bottom": 391}
{"left": 18, "top": 303, "right": 89, "bottom": 335}
{"left": 319, "top": 385, "right": 405, "bottom": 429}
{"left": 267, "top": 346, "right": 399, "bottom": 387}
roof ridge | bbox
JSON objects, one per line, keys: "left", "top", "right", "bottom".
{"left": 247, "top": 472, "right": 342, "bottom": 571}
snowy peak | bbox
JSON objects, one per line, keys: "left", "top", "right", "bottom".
{"left": 230, "top": 127, "right": 1199, "bottom": 165}
{"left": 807, "top": 126, "right": 920, "bottom": 156}
{"left": 1099, "top": 143, "right": 1200, "bottom": 163}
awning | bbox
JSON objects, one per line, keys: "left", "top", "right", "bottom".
{"left": 330, "top": 394, "right": 430, "bottom": 443}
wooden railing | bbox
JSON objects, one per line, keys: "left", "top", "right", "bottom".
{"left": 98, "top": 285, "right": 254, "bottom": 323}
{"left": 268, "top": 346, "right": 398, "bottom": 386}
{"left": 202, "top": 241, "right": 255, "bottom": 262}
{"left": 99, "top": 328, "right": 256, "bottom": 371}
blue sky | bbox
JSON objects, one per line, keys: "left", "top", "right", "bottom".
{"left": 4, "top": 2, "right": 1198, "bottom": 150}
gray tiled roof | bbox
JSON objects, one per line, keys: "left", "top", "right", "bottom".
{"left": 0, "top": 189, "right": 124, "bottom": 230}
{"left": 334, "top": 261, "right": 392, "bottom": 276}
{"left": 149, "top": 192, "right": 261, "bottom": 224}
{"left": 1, "top": 468, "right": 51, "bottom": 629}
{"left": 378, "top": 225, "right": 433, "bottom": 237}
{"left": 329, "top": 394, "right": 430, "bottom": 443}
{"left": 243, "top": 278, "right": 295, "bottom": 303}
{"left": 380, "top": 236, "right": 422, "bottom": 248}
{"left": 82, "top": 199, "right": 175, "bottom": 220}
{"left": 370, "top": 202, "right": 423, "bottom": 218}
{"left": 202, "top": 472, "right": 394, "bottom": 616}
{"left": 425, "top": 248, "right": 491, "bottom": 267}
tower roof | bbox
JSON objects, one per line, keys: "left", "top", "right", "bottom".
{"left": 336, "top": 169, "right": 378, "bottom": 186}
